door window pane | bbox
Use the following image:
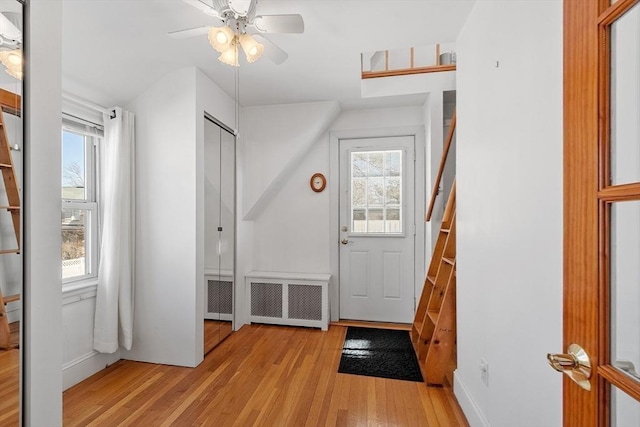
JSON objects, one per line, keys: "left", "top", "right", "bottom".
{"left": 610, "top": 200, "right": 640, "bottom": 383}
{"left": 610, "top": 2, "right": 640, "bottom": 185}
{"left": 350, "top": 150, "right": 403, "bottom": 234}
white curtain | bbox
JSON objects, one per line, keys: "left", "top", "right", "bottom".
{"left": 94, "top": 107, "right": 135, "bottom": 353}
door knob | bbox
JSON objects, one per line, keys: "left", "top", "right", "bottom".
{"left": 547, "top": 343, "right": 592, "bottom": 391}
{"left": 341, "top": 239, "right": 349, "bottom": 245}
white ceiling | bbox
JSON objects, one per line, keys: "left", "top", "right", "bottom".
{"left": 61, "top": 0, "right": 475, "bottom": 109}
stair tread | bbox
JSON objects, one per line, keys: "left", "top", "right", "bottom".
{"left": 3, "top": 294, "right": 19, "bottom": 304}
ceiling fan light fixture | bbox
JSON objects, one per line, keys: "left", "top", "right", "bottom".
{"left": 218, "top": 40, "right": 239, "bottom": 67}
{"left": 239, "top": 33, "right": 264, "bottom": 63}
{"left": 0, "top": 49, "right": 22, "bottom": 80}
{"left": 208, "top": 25, "right": 235, "bottom": 53}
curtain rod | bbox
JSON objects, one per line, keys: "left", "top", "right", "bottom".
{"left": 62, "top": 92, "right": 113, "bottom": 116}
{"left": 62, "top": 111, "right": 103, "bottom": 130}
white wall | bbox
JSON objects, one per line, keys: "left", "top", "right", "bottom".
{"left": 455, "top": 2, "right": 563, "bottom": 426}
{"left": 61, "top": 285, "right": 120, "bottom": 390}
{"left": 24, "top": 0, "right": 64, "bottom": 424}
{"left": 122, "top": 67, "right": 235, "bottom": 367}
{"left": 238, "top": 103, "right": 428, "bottom": 323}
{"left": 241, "top": 101, "right": 340, "bottom": 220}
{"left": 124, "top": 67, "right": 200, "bottom": 367}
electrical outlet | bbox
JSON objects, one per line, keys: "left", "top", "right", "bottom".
{"left": 480, "top": 358, "right": 489, "bottom": 386}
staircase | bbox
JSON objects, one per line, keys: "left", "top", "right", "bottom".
{"left": 411, "top": 108, "right": 457, "bottom": 386}
{"left": 0, "top": 88, "right": 21, "bottom": 350}
{"left": 411, "top": 182, "right": 456, "bottom": 385}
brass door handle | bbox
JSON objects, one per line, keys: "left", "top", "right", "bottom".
{"left": 547, "top": 344, "right": 592, "bottom": 391}
{"left": 341, "top": 239, "right": 349, "bottom": 245}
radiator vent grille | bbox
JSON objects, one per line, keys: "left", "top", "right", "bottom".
{"left": 251, "top": 282, "right": 283, "bottom": 318}
{"left": 288, "top": 284, "right": 322, "bottom": 321}
{"left": 207, "top": 280, "right": 233, "bottom": 315}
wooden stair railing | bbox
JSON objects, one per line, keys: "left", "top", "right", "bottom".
{"left": 0, "top": 88, "right": 21, "bottom": 350}
{"left": 425, "top": 109, "right": 456, "bottom": 221}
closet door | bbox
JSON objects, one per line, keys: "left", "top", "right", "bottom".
{"left": 204, "top": 116, "right": 234, "bottom": 354}
{"left": 218, "top": 123, "right": 235, "bottom": 342}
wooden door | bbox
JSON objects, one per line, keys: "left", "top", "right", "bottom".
{"left": 563, "top": 0, "right": 640, "bottom": 424}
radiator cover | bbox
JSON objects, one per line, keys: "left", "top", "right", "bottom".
{"left": 245, "top": 272, "right": 330, "bottom": 330}
{"left": 205, "top": 274, "right": 234, "bottom": 321}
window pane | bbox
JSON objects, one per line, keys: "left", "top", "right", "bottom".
{"left": 611, "top": 385, "right": 640, "bottom": 427}
{"left": 385, "top": 151, "right": 401, "bottom": 177}
{"left": 386, "top": 178, "right": 400, "bottom": 204}
{"left": 609, "top": 2, "right": 640, "bottom": 185}
{"left": 610, "top": 201, "right": 640, "bottom": 384}
{"left": 62, "top": 130, "right": 86, "bottom": 200}
{"left": 368, "top": 153, "right": 383, "bottom": 177}
{"left": 62, "top": 208, "right": 90, "bottom": 279}
{"left": 352, "top": 178, "right": 366, "bottom": 206}
{"left": 367, "top": 178, "right": 384, "bottom": 206}
{"left": 350, "top": 150, "right": 403, "bottom": 234}
{"left": 352, "top": 153, "right": 367, "bottom": 177}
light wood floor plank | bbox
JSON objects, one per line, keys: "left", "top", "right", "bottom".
{"left": 64, "top": 324, "right": 469, "bottom": 426}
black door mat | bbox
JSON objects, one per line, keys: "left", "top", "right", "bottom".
{"left": 338, "top": 326, "right": 423, "bottom": 382}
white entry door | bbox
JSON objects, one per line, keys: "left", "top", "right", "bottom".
{"left": 339, "top": 136, "right": 415, "bottom": 323}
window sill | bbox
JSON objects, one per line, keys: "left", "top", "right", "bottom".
{"left": 63, "top": 277, "right": 98, "bottom": 296}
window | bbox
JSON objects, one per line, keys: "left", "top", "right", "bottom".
{"left": 350, "top": 149, "right": 403, "bottom": 234}
{"left": 62, "top": 127, "right": 99, "bottom": 282}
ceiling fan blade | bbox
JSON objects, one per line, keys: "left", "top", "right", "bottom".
{"left": 252, "top": 34, "right": 288, "bottom": 65}
{"left": 168, "top": 25, "right": 212, "bottom": 39}
{"left": 181, "top": 0, "right": 219, "bottom": 17}
{"left": 228, "top": 0, "right": 254, "bottom": 17}
{"left": 253, "top": 14, "right": 304, "bottom": 34}
{"left": 0, "top": 13, "right": 21, "bottom": 43}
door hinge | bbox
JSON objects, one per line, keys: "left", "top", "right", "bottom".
{"left": 413, "top": 224, "right": 416, "bottom": 236}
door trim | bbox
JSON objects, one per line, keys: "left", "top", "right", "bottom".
{"left": 329, "top": 126, "right": 425, "bottom": 322}
{"left": 564, "top": 0, "right": 601, "bottom": 424}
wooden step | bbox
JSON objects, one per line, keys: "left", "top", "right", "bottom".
{"left": 442, "top": 257, "right": 455, "bottom": 266}
{"left": 0, "top": 249, "right": 19, "bottom": 255}
{"left": 427, "top": 310, "right": 439, "bottom": 324}
{"left": 2, "top": 294, "right": 19, "bottom": 304}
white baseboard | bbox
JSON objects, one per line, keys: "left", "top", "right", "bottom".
{"left": 454, "top": 370, "right": 491, "bottom": 427}
{"left": 63, "top": 349, "right": 121, "bottom": 391}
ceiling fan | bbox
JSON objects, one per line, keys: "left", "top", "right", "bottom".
{"left": 170, "top": 0, "right": 304, "bottom": 66}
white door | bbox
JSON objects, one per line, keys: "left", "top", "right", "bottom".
{"left": 339, "top": 136, "right": 415, "bottom": 323}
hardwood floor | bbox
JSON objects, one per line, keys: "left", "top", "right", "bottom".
{"left": 0, "top": 322, "right": 19, "bottom": 427}
{"left": 204, "top": 320, "right": 233, "bottom": 355}
{"left": 64, "top": 324, "right": 468, "bottom": 426}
